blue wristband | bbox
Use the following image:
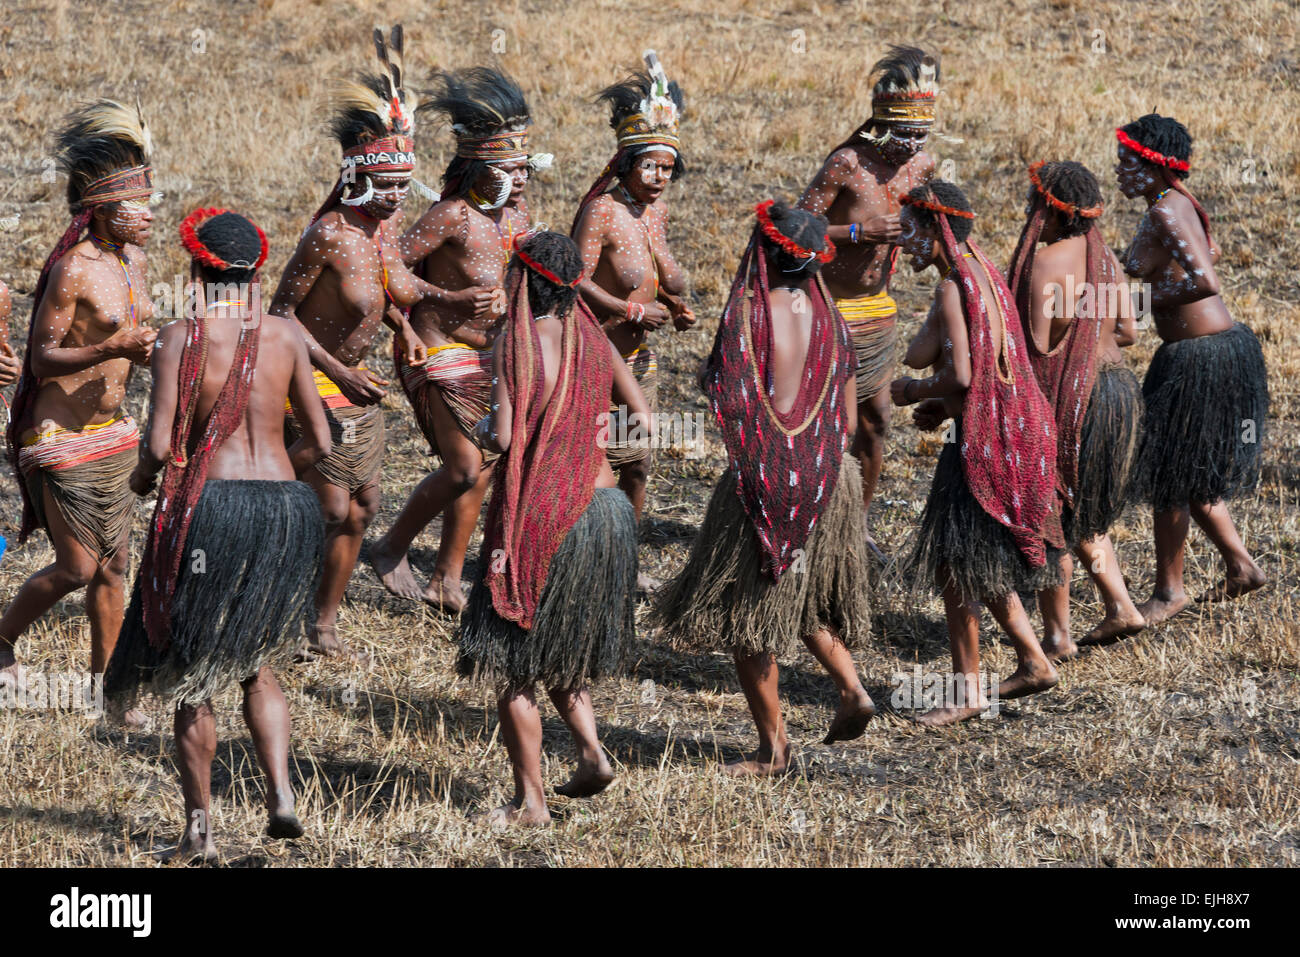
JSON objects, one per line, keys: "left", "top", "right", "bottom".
{"left": 849, "top": 223, "right": 859, "bottom": 244}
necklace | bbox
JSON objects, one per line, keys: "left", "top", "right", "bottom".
{"left": 90, "top": 234, "right": 137, "bottom": 327}
{"left": 1153, "top": 186, "right": 1173, "bottom": 205}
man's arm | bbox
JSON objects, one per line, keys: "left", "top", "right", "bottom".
{"left": 1146, "top": 198, "right": 1222, "bottom": 309}
{"left": 798, "top": 150, "right": 901, "bottom": 245}
{"left": 1109, "top": 250, "right": 1138, "bottom": 346}
{"left": 29, "top": 257, "right": 154, "bottom": 379}
{"left": 0, "top": 280, "right": 17, "bottom": 387}
{"left": 130, "top": 322, "right": 183, "bottom": 494}
{"left": 891, "top": 281, "right": 971, "bottom": 406}
{"left": 285, "top": 321, "right": 333, "bottom": 475}
{"left": 398, "top": 202, "right": 497, "bottom": 320}
{"left": 477, "top": 340, "right": 511, "bottom": 454}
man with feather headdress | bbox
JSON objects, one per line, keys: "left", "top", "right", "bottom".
{"left": 571, "top": 51, "right": 695, "bottom": 593}
{"left": 798, "top": 45, "right": 939, "bottom": 555}
{"left": 1, "top": 99, "right": 157, "bottom": 703}
{"left": 369, "top": 66, "right": 550, "bottom": 613}
{"left": 270, "top": 25, "right": 434, "bottom": 662}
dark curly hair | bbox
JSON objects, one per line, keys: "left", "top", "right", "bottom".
{"left": 903, "top": 180, "right": 973, "bottom": 243}
{"left": 1119, "top": 113, "right": 1193, "bottom": 181}
{"left": 599, "top": 70, "right": 686, "bottom": 181}
{"left": 513, "top": 231, "right": 582, "bottom": 317}
{"left": 761, "top": 202, "right": 831, "bottom": 278}
{"left": 196, "top": 211, "right": 263, "bottom": 285}
{"left": 1034, "top": 160, "right": 1104, "bottom": 239}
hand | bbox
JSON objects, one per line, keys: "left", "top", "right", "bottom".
{"left": 636, "top": 301, "right": 670, "bottom": 330}
{"left": 861, "top": 212, "right": 902, "bottom": 244}
{"left": 334, "top": 364, "right": 386, "bottom": 406}
{"left": 0, "top": 343, "right": 18, "bottom": 387}
{"left": 129, "top": 464, "right": 157, "bottom": 496}
{"left": 890, "top": 376, "right": 917, "bottom": 407}
{"left": 912, "top": 398, "right": 946, "bottom": 431}
{"left": 665, "top": 295, "right": 697, "bottom": 331}
{"left": 105, "top": 325, "right": 157, "bottom": 365}
{"left": 452, "top": 285, "right": 499, "bottom": 321}
{"left": 393, "top": 321, "right": 424, "bottom": 367}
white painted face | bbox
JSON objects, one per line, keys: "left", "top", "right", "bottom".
{"left": 1114, "top": 145, "right": 1157, "bottom": 198}
{"left": 624, "top": 149, "right": 675, "bottom": 206}
{"left": 899, "top": 207, "right": 933, "bottom": 272}
{"left": 106, "top": 198, "right": 152, "bottom": 245}
{"left": 363, "top": 175, "right": 410, "bottom": 219}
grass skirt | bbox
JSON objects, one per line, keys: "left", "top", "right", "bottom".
{"left": 652, "top": 456, "right": 869, "bottom": 658}
{"left": 1131, "top": 323, "right": 1268, "bottom": 510}
{"left": 286, "top": 403, "right": 385, "bottom": 495}
{"left": 104, "top": 480, "right": 324, "bottom": 709}
{"left": 605, "top": 346, "right": 658, "bottom": 469}
{"left": 1064, "top": 363, "right": 1143, "bottom": 545}
{"left": 24, "top": 445, "right": 137, "bottom": 559}
{"left": 902, "top": 432, "right": 1060, "bottom": 602}
{"left": 457, "top": 487, "right": 637, "bottom": 691}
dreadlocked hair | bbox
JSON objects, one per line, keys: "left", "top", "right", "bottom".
{"left": 762, "top": 203, "right": 831, "bottom": 277}
{"left": 327, "top": 73, "right": 410, "bottom": 149}
{"left": 1036, "top": 161, "right": 1103, "bottom": 238}
{"left": 599, "top": 71, "right": 687, "bottom": 180}
{"left": 515, "top": 231, "right": 582, "bottom": 317}
{"left": 1119, "top": 113, "right": 1192, "bottom": 180}
{"left": 421, "top": 67, "right": 530, "bottom": 197}
{"left": 905, "top": 180, "right": 973, "bottom": 242}
{"left": 55, "top": 99, "right": 151, "bottom": 213}
{"left": 870, "top": 44, "right": 940, "bottom": 96}
{"left": 195, "top": 212, "right": 263, "bottom": 285}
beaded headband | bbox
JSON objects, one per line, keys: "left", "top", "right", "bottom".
{"left": 1028, "top": 161, "right": 1104, "bottom": 219}
{"left": 1115, "top": 128, "right": 1190, "bottom": 173}
{"left": 341, "top": 135, "right": 415, "bottom": 177}
{"left": 754, "top": 200, "right": 836, "bottom": 264}
{"left": 79, "top": 165, "right": 154, "bottom": 208}
{"left": 179, "top": 207, "right": 269, "bottom": 271}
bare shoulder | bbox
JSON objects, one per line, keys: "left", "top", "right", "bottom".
{"left": 259, "top": 313, "right": 303, "bottom": 345}
{"left": 825, "top": 146, "right": 861, "bottom": 176}
{"left": 910, "top": 150, "right": 937, "bottom": 179}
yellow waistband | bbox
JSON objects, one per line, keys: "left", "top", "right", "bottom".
{"left": 622, "top": 345, "right": 644, "bottom": 360}
{"left": 285, "top": 365, "right": 367, "bottom": 412}
{"left": 423, "top": 342, "right": 488, "bottom": 357}
{"left": 836, "top": 291, "right": 898, "bottom": 321}
{"left": 24, "top": 415, "right": 124, "bottom": 446}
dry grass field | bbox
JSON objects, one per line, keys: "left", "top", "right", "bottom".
{"left": 0, "top": 0, "right": 1297, "bottom": 866}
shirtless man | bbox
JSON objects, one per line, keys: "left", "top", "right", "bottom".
{"left": 1116, "top": 114, "right": 1268, "bottom": 624}
{"left": 1, "top": 101, "right": 156, "bottom": 703}
{"left": 106, "top": 208, "right": 330, "bottom": 863}
{"left": 370, "top": 66, "right": 544, "bottom": 613}
{"left": 891, "top": 181, "right": 1061, "bottom": 727}
{"left": 799, "top": 45, "right": 938, "bottom": 552}
{"left": 270, "top": 56, "right": 428, "bottom": 660}
{"left": 572, "top": 54, "right": 696, "bottom": 587}
{"left": 1006, "top": 160, "right": 1146, "bottom": 659}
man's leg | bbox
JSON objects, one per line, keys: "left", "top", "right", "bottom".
{"left": 172, "top": 701, "right": 218, "bottom": 863}
{"left": 916, "top": 575, "right": 989, "bottom": 727}
{"left": 855, "top": 384, "right": 891, "bottom": 557}
{"left": 1189, "top": 500, "right": 1267, "bottom": 601}
{"left": 85, "top": 536, "right": 129, "bottom": 677}
{"left": 800, "top": 627, "right": 875, "bottom": 743}
{"left": 486, "top": 684, "right": 551, "bottom": 826}
{"left": 986, "top": 590, "right": 1058, "bottom": 700}
{"left": 1075, "top": 534, "right": 1146, "bottom": 645}
{"left": 727, "top": 650, "right": 791, "bottom": 776}
{"left": 0, "top": 483, "right": 99, "bottom": 685}
{"left": 300, "top": 472, "right": 371, "bottom": 660}
{"left": 370, "top": 386, "right": 483, "bottom": 604}
{"left": 423, "top": 461, "right": 495, "bottom": 612}
{"left": 1138, "top": 507, "right": 1192, "bottom": 625}
{"left": 240, "top": 667, "right": 303, "bottom": 839}
{"left": 548, "top": 687, "right": 615, "bottom": 798}
{"left": 1039, "top": 552, "right": 1076, "bottom": 661}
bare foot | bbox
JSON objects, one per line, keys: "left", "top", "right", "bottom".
{"left": 723, "top": 744, "right": 792, "bottom": 777}
{"left": 164, "top": 830, "right": 218, "bottom": 865}
{"left": 555, "top": 756, "right": 615, "bottom": 798}
{"left": 478, "top": 801, "right": 551, "bottom": 827}
{"left": 120, "top": 708, "right": 151, "bottom": 731}
{"left": 266, "top": 809, "right": 304, "bottom": 840}
{"left": 998, "top": 661, "right": 1059, "bottom": 700}
{"left": 294, "top": 625, "right": 371, "bottom": 667}
{"left": 636, "top": 572, "right": 662, "bottom": 596}
{"left": 1136, "top": 592, "right": 1190, "bottom": 627}
{"left": 1199, "top": 565, "right": 1267, "bottom": 603}
{"left": 423, "top": 575, "right": 467, "bottom": 615}
{"left": 367, "top": 535, "right": 423, "bottom": 602}
{"left": 823, "top": 690, "right": 876, "bottom": 744}
{"left": 1041, "top": 632, "right": 1079, "bottom": 662}
{"left": 1078, "top": 611, "right": 1146, "bottom": 646}
{"left": 864, "top": 533, "right": 887, "bottom": 565}
{"left": 914, "top": 704, "right": 989, "bottom": 727}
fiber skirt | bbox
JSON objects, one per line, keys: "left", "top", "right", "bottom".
{"left": 105, "top": 480, "right": 324, "bottom": 709}
{"left": 1063, "top": 363, "right": 1144, "bottom": 546}
{"left": 457, "top": 487, "right": 637, "bottom": 690}
{"left": 1132, "top": 322, "right": 1268, "bottom": 510}
{"left": 652, "top": 455, "right": 869, "bottom": 658}
{"left": 23, "top": 444, "right": 137, "bottom": 560}
{"left": 286, "top": 403, "right": 385, "bottom": 495}
{"left": 903, "top": 434, "right": 1060, "bottom": 602}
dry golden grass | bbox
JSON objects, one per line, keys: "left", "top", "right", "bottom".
{"left": 0, "top": 0, "right": 1298, "bottom": 866}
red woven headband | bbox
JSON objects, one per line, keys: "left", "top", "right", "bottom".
{"left": 1028, "top": 161, "right": 1104, "bottom": 219}
{"left": 898, "top": 192, "right": 975, "bottom": 220}
{"left": 179, "top": 207, "right": 269, "bottom": 271}
{"left": 754, "top": 200, "right": 836, "bottom": 263}
{"left": 1115, "top": 128, "right": 1190, "bottom": 173}
{"left": 512, "top": 234, "right": 582, "bottom": 288}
